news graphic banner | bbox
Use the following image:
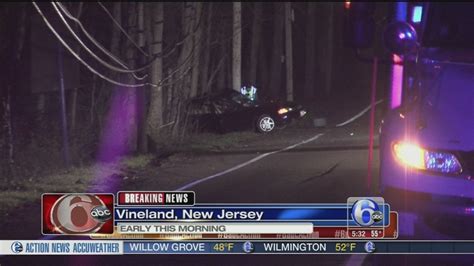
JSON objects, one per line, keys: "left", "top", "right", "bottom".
{"left": 4, "top": 191, "right": 474, "bottom": 255}
{"left": 6, "top": 240, "right": 474, "bottom": 255}
{"left": 40, "top": 191, "right": 396, "bottom": 240}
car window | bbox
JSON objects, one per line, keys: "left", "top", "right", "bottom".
{"left": 213, "top": 97, "right": 240, "bottom": 114}
{"left": 230, "top": 93, "right": 258, "bottom": 107}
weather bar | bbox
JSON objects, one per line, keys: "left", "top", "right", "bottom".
{"left": 6, "top": 241, "right": 474, "bottom": 255}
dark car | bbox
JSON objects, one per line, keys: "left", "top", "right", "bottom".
{"left": 188, "top": 90, "right": 307, "bottom": 133}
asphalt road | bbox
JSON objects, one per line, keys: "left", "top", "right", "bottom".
{"left": 2, "top": 126, "right": 473, "bottom": 265}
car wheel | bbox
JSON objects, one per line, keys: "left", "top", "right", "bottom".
{"left": 256, "top": 114, "right": 276, "bottom": 133}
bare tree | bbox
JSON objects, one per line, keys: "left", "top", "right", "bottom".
{"left": 146, "top": 2, "right": 164, "bottom": 143}
{"left": 304, "top": 3, "right": 316, "bottom": 100}
{"left": 324, "top": 3, "right": 334, "bottom": 97}
{"left": 178, "top": 3, "right": 194, "bottom": 98}
{"left": 200, "top": 3, "right": 213, "bottom": 93}
{"left": 269, "top": 3, "right": 284, "bottom": 98}
{"left": 232, "top": 2, "right": 241, "bottom": 92}
{"left": 249, "top": 2, "right": 262, "bottom": 86}
{"left": 284, "top": 2, "right": 294, "bottom": 101}
{"left": 171, "top": 3, "right": 195, "bottom": 137}
{"left": 68, "top": 2, "right": 83, "bottom": 134}
{"left": 2, "top": 4, "right": 27, "bottom": 179}
{"left": 124, "top": 2, "right": 138, "bottom": 152}
{"left": 137, "top": 2, "right": 147, "bottom": 153}
{"left": 190, "top": 3, "right": 203, "bottom": 97}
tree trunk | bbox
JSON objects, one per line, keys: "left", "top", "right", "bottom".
{"left": 146, "top": 2, "right": 164, "bottom": 142}
{"left": 166, "top": 68, "right": 174, "bottom": 123}
{"left": 217, "top": 49, "right": 226, "bottom": 90}
{"left": 4, "top": 4, "right": 27, "bottom": 178}
{"left": 178, "top": 3, "right": 194, "bottom": 98}
{"left": 190, "top": 3, "right": 203, "bottom": 97}
{"left": 172, "top": 3, "right": 194, "bottom": 137}
{"left": 304, "top": 3, "right": 316, "bottom": 100}
{"left": 125, "top": 2, "right": 138, "bottom": 152}
{"left": 258, "top": 42, "right": 268, "bottom": 93}
{"left": 200, "top": 3, "right": 213, "bottom": 93}
{"left": 232, "top": 2, "right": 241, "bottom": 92}
{"left": 284, "top": 2, "right": 294, "bottom": 101}
{"left": 4, "top": 85, "right": 14, "bottom": 179}
{"left": 137, "top": 2, "right": 148, "bottom": 153}
{"left": 110, "top": 3, "right": 122, "bottom": 56}
{"left": 269, "top": 3, "right": 284, "bottom": 98}
{"left": 324, "top": 3, "right": 334, "bottom": 97}
{"left": 249, "top": 2, "right": 262, "bottom": 85}
{"left": 69, "top": 3, "right": 83, "bottom": 134}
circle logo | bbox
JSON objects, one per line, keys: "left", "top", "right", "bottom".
{"left": 50, "top": 194, "right": 110, "bottom": 234}
{"left": 90, "top": 205, "right": 112, "bottom": 222}
{"left": 242, "top": 241, "right": 254, "bottom": 253}
{"left": 11, "top": 241, "right": 23, "bottom": 253}
{"left": 365, "top": 241, "right": 376, "bottom": 253}
{"left": 351, "top": 199, "right": 381, "bottom": 226}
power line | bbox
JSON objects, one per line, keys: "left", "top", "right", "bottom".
{"left": 97, "top": 1, "right": 150, "bottom": 57}
{"left": 52, "top": 2, "right": 147, "bottom": 80}
{"left": 58, "top": 2, "right": 186, "bottom": 75}
{"left": 55, "top": 2, "right": 148, "bottom": 80}
{"left": 32, "top": 2, "right": 157, "bottom": 88}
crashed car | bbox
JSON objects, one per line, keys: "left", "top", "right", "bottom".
{"left": 188, "top": 90, "right": 307, "bottom": 133}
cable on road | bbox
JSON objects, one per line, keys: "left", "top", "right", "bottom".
{"left": 175, "top": 133, "right": 325, "bottom": 191}
{"left": 335, "top": 99, "right": 384, "bottom": 128}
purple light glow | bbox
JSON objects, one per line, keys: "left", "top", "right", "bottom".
{"left": 92, "top": 88, "right": 137, "bottom": 193}
{"left": 391, "top": 55, "right": 403, "bottom": 109}
{"left": 398, "top": 32, "right": 406, "bottom": 39}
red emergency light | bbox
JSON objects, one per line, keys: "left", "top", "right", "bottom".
{"left": 344, "top": 1, "right": 351, "bottom": 9}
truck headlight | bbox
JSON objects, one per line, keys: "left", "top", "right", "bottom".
{"left": 393, "top": 141, "right": 462, "bottom": 174}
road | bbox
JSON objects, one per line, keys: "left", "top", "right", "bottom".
{"left": 5, "top": 122, "right": 472, "bottom": 265}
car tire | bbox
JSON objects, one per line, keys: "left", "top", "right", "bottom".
{"left": 256, "top": 114, "right": 276, "bottom": 133}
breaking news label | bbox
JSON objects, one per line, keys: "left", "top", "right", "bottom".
{"left": 117, "top": 191, "right": 195, "bottom": 206}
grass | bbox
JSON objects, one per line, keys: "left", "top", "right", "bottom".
{"left": 120, "top": 154, "right": 155, "bottom": 169}
{"left": 0, "top": 163, "right": 122, "bottom": 214}
{"left": 185, "top": 131, "right": 259, "bottom": 152}
{"left": 0, "top": 130, "right": 272, "bottom": 215}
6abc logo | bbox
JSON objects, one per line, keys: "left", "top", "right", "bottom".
{"left": 42, "top": 193, "right": 114, "bottom": 235}
{"left": 351, "top": 199, "right": 383, "bottom": 227}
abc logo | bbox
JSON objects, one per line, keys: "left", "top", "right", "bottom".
{"left": 351, "top": 199, "right": 382, "bottom": 227}
{"left": 90, "top": 206, "right": 112, "bottom": 222}
{"left": 50, "top": 194, "right": 111, "bottom": 234}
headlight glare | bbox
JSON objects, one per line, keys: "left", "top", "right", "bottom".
{"left": 393, "top": 141, "right": 462, "bottom": 174}
{"left": 278, "top": 108, "right": 289, "bottom": 115}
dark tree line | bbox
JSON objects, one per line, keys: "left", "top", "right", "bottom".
{"left": 1, "top": 2, "right": 387, "bottom": 181}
